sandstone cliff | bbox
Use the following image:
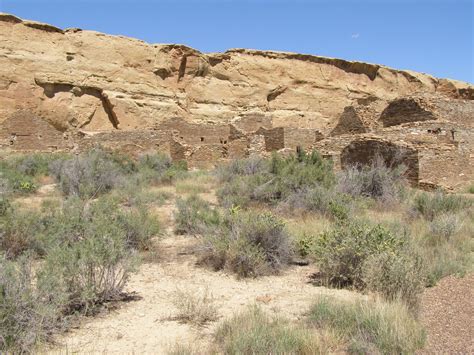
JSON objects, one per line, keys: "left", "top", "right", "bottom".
{"left": 0, "top": 13, "right": 473, "bottom": 190}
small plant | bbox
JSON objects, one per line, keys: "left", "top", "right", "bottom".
{"left": 0, "top": 208, "right": 44, "bottom": 258}
{"left": 174, "top": 195, "right": 221, "bottom": 235}
{"left": 412, "top": 191, "right": 471, "bottom": 221}
{"left": 0, "top": 255, "right": 64, "bottom": 353}
{"left": 278, "top": 186, "right": 352, "bottom": 220}
{"left": 15, "top": 153, "right": 62, "bottom": 177}
{"left": 215, "top": 155, "right": 268, "bottom": 183}
{"left": 34, "top": 197, "right": 141, "bottom": 313}
{"left": 309, "top": 296, "right": 425, "bottom": 354}
{"left": 468, "top": 184, "right": 474, "bottom": 194}
{"left": 215, "top": 306, "right": 322, "bottom": 354}
{"left": 0, "top": 197, "right": 11, "bottom": 216}
{"left": 0, "top": 161, "right": 38, "bottom": 194}
{"left": 200, "top": 211, "right": 293, "bottom": 278}
{"left": 428, "top": 213, "right": 463, "bottom": 240}
{"left": 49, "top": 148, "right": 123, "bottom": 198}
{"left": 171, "top": 288, "right": 219, "bottom": 326}
{"left": 17, "top": 180, "right": 37, "bottom": 193}
{"left": 137, "top": 152, "right": 187, "bottom": 184}
{"left": 216, "top": 149, "right": 335, "bottom": 208}
{"left": 119, "top": 205, "right": 161, "bottom": 250}
{"left": 363, "top": 250, "right": 426, "bottom": 312}
{"left": 312, "top": 220, "right": 405, "bottom": 288}
{"left": 337, "top": 156, "right": 407, "bottom": 203}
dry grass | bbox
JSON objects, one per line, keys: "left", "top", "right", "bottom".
{"left": 175, "top": 171, "right": 215, "bottom": 195}
{"left": 214, "top": 305, "right": 328, "bottom": 355}
{"left": 170, "top": 287, "right": 219, "bottom": 326}
{"left": 309, "top": 296, "right": 426, "bottom": 354}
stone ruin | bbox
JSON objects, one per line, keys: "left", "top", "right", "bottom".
{"left": 0, "top": 13, "right": 473, "bottom": 191}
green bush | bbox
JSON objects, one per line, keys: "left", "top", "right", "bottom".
{"left": 416, "top": 228, "right": 473, "bottom": 287}
{"left": 312, "top": 221, "right": 405, "bottom": 288}
{"left": 49, "top": 148, "right": 124, "bottom": 198}
{"left": 137, "top": 153, "right": 187, "bottom": 184}
{"left": 119, "top": 205, "right": 161, "bottom": 250}
{"left": 14, "top": 153, "right": 64, "bottom": 177}
{"left": 200, "top": 211, "right": 293, "bottom": 278}
{"left": 468, "top": 184, "right": 474, "bottom": 194}
{"left": 215, "top": 155, "right": 268, "bottom": 183}
{"left": 309, "top": 296, "right": 425, "bottom": 354}
{"left": 412, "top": 191, "right": 471, "bottom": 221}
{"left": 216, "top": 149, "right": 334, "bottom": 208}
{"left": 0, "top": 161, "right": 37, "bottom": 195}
{"left": 0, "top": 196, "right": 11, "bottom": 216}
{"left": 268, "top": 149, "right": 335, "bottom": 194}
{"left": 215, "top": 306, "right": 321, "bottom": 355}
{"left": 278, "top": 186, "right": 352, "bottom": 220}
{"left": 0, "top": 208, "right": 45, "bottom": 258}
{"left": 428, "top": 212, "right": 463, "bottom": 240}
{"left": 174, "top": 195, "right": 221, "bottom": 235}
{"left": 363, "top": 250, "right": 426, "bottom": 312}
{"left": 0, "top": 255, "right": 65, "bottom": 353}
{"left": 337, "top": 156, "right": 407, "bottom": 203}
{"left": 38, "top": 198, "right": 138, "bottom": 313}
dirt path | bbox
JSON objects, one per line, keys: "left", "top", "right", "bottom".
{"left": 418, "top": 273, "right": 474, "bottom": 354}
{"left": 45, "top": 204, "right": 356, "bottom": 354}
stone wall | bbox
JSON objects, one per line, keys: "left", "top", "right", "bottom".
{"left": 0, "top": 14, "right": 473, "bottom": 191}
{"left": 0, "top": 110, "right": 67, "bottom": 151}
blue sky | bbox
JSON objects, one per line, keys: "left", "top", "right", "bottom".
{"left": 1, "top": 0, "right": 472, "bottom": 83}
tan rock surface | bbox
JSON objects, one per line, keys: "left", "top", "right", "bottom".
{"left": 0, "top": 13, "right": 473, "bottom": 190}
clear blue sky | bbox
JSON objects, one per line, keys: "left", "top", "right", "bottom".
{"left": 1, "top": 0, "right": 472, "bottom": 83}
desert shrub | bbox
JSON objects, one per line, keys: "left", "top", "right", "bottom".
{"left": 312, "top": 220, "right": 405, "bottom": 288}
{"left": 468, "top": 184, "right": 474, "bottom": 194}
{"left": 428, "top": 212, "right": 463, "bottom": 240}
{"left": 0, "top": 208, "right": 45, "bottom": 258}
{"left": 167, "top": 343, "right": 204, "bottom": 355}
{"left": 14, "top": 153, "right": 65, "bottom": 177}
{"left": 49, "top": 148, "right": 123, "bottom": 198}
{"left": 269, "top": 149, "right": 335, "bottom": 192}
{"left": 216, "top": 149, "right": 334, "bottom": 208}
{"left": 138, "top": 152, "right": 172, "bottom": 172}
{"left": 137, "top": 153, "right": 187, "bottom": 184}
{"left": 171, "top": 288, "right": 218, "bottom": 326}
{"left": 217, "top": 174, "right": 269, "bottom": 208}
{"left": 215, "top": 155, "right": 268, "bottom": 183}
{"left": 0, "top": 196, "right": 11, "bottom": 216}
{"left": 0, "top": 161, "right": 37, "bottom": 195}
{"left": 416, "top": 225, "right": 473, "bottom": 287}
{"left": 38, "top": 198, "right": 138, "bottom": 313}
{"left": 309, "top": 296, "right": 425, "bottom": 354}
{"left": 119, "top": 205, "right": 161, "bottom": 250}
{"left": 0, "top": 255, "right": 64, "bottom": 353}
{"left": 0, "top": 177, "right": 11, "bottom": 195}
{"left": 412, "top": 191, "right": 471, "bottom": 221}
{"left": 200, "top": 211, "right": 293, "bottom": 277}
{"left": 278, "top": 186, "right": 352, "bottom": 220}
{"left": 215, "top": 306, "right": 322, "bottom": 355}
{"left": 363, "top": 250, "right": 426, "bottom": 312}
{"left": 174, "top": 195, "right": 221, "bottom": 235}
{"left": 337, "top": 156, "right": 407, "bottom": 203}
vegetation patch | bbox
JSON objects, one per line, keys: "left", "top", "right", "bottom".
{"left": 215, "top": 306, "right": 323, "bottom": 355}
{"left": 309, "top": 296, "right": 425, "bottom": 354}
{"left": 200, "top": 210, "right": 293, "bottom": 278}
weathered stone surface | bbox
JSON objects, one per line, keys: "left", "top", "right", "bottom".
{"left": 0, "top": 14, "right": 473, "bottom": 190}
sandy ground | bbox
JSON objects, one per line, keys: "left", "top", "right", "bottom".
{"left": 418, "top": 273, "right": 474, "bottom": 354}
{"left": 46, "top": 236, "right": 355, "bottom": 354}
{"left": 36, "top": 192, "right": 473, "bottom": 354}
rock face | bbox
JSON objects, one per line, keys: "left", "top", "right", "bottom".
{"left": 0, "top": 13, "right": 473, "bottom": 190}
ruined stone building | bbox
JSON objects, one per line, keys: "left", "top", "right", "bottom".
{"left": 0, "top": 13, "right": 473, "bottom": 191}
